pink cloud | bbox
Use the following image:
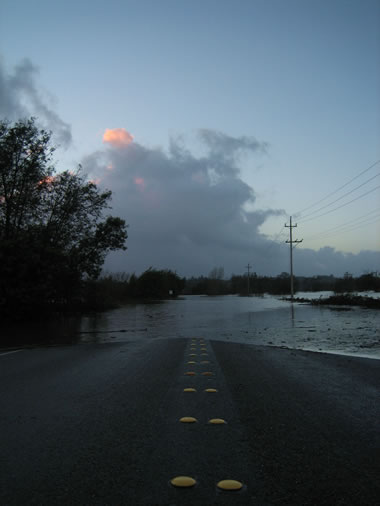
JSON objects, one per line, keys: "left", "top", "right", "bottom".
{"left": 103, "top": 128, "right": 134, "bottom": 148}
{"left": 134, "top": 177, "right": 145, "bottom": 189}
{"left": 89, "top": 178, "right": 101, "bottom": 185}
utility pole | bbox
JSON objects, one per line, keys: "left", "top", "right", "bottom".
{"left": 246, "top": 263, "right": 251, "bottom": 295}
{"left": 285, "top": 216, "right": 302, "bottom": 300}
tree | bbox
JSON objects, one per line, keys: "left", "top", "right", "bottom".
{"left": 0, "top": 118, "right": 128, "bottom": 317}
{"left": 134, "top": 268, "right": 185, "bottom": 299}
{"left": 206, "top": 266, "right": 226, "bottom": 295}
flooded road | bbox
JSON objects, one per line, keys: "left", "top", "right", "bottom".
{"left": 2, "top": 300, "right": 380, "bottom": 504}
{"left": 79, "top": 293, "right": 380, "bottom": 359}
{"left": 2, "top": 293, "right": 379, "bottom": 358}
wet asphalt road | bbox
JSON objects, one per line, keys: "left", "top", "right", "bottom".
{"left": 1, "top": 339, "right": 379, "bottom": 505}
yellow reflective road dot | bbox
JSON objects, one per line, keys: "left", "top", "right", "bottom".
{"left": 179, "top": 416, "right": 198, "bottom": 423}
{"left": 187, "top": 361, "right": 196, "bottom": 364}
{"left": 202, "top": 371, "right": 213, "bottom": 376}
{"left": 171, "top": 476, "right": 196, "bottom": 488}
{"left": 204, "top": 388, "right": 218, "bottom": 393}
{"left": 200, "top": 360, "right": 210, "bottom": 364}
{"left": 183, "top": 388, "right": 197, "bottom": 392}
{"left": 185, "top": 371, "right": 196, "bottom": 376}
{"left": 217, "top": 479, "right": 243, "bottom": 491}
{"left": 189, "top": 353, "right": 197, "bottom": 356}
{"left": 209, "top": 418, "right": 226, "bottom": 424}
{"left": 201, "top": 353, "right": 208, "bottom": 356}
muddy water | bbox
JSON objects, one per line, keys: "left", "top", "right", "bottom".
{"left": 77, "top": 293, "right": 380, "bottom": 359}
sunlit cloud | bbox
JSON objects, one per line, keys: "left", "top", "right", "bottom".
{"left": 89, "top": 177, "right": 101, "bottom": 185}
{"left": 134, "top": 177, "right": 145, "bottom": 189}
{"left": 103, "top": 128, "right": 134, "bottom": 148}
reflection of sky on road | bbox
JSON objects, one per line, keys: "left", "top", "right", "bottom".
{"left": 79, "top": 293, "right": 380, "bottom": 359}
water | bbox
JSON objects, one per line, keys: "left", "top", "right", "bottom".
{"left": 2, "top": 293, "right": 379, "bottom": 359}
{"left": 77, "top": 293, "right": 380, "bottom": 359}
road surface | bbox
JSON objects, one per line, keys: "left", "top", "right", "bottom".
{"left": 1, "top": 338, "right": 379, "bottom": 505}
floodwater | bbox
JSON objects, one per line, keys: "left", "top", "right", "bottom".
{"left": 3, "top": 293, "right": 379, "bottom": 359}
{"left": 77, "top": 292, "right": 380, "bottom": 359}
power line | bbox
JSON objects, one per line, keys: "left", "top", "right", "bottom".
{"left": 321, "top": 214, "right": 380, "bottom": 238}
{"left": 298, "top": 172, "right": 379, "bottom": 221}
{"left": 302, "top": 215, "right": 380, "bottom": 243}
{"left": 298, "top": 184, "right": 380, "bottom": 223}
{"left": 340, "top": 216, "right": 380, "bottom": 236}
{"left": 293, "top": 159, "right": 380, "bottom": 218}
{"left": 303, "top": 208, "right": 380, "bottom": 241}
{"left": 271, "top": 224, "right": 287, "bottom": 243}
{"left": 261, "top": 224, "right": 287, "bottom": 258}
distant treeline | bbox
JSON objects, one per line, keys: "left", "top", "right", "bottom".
{"left": 82, "top": 268, "right": 186, "bottom": 311}
{"left": 1, "top": 266, "right": 379, "bottom": 321}
{"left": 82, "top": 269, "right": 380, "bottom": 312}
{"left": 183, "top": 270, "right": 380, "bottom": 296}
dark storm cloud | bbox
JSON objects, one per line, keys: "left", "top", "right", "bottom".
{"left": 294, "top": 247, "right": 380, "bottom": 277}
{"left": 0, "top": 58, "right": 72, "bottom": 148}
{"left": 83, "top": 130, "right": 380, "bottom": 277}
{"left": 195, "top": 129, "right": 268, "bottom": 178}
{"left": 82, "top": 130, "right": 284, "bottom": 276}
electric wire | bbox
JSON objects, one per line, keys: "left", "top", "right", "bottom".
{"left": 293, "top": 159, "right": 380, "bottom": 218}
{"left": 340, "top": 216, "right": 380, "bottom": 235}
{"left": 302, "top": 208, "right": 380, "bottom": 241}
{"left": 262, "top": 224, "right": 287, "bottom": 257}
{"left": 302, "top": 215, "right": 380, "bottom": 243}
{"left": 305, "top": 215, "right": 380, "bottom": 242}
{"left": 297, "top": 184, "right": 380, "bottom": 223}
{"left": 297, "top": 172, "right": 379, "bottom": 221}
{"left": 271, "top": 224, "right": 287, "bottom": 243}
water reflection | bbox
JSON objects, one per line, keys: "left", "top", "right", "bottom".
{"left": 3, "top": 294, "right": 379, "bottom": 359}
{"left": 290, "top": 302, "right": 295, "bottom": 328}
{"left": 78, "top": 294, "right": 379, "bottom": 359}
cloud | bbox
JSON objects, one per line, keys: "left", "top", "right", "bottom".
{"left": 82, "top": 129, "right": 287, "bottom": 276}
{"left": 81, "top": 129, "right": 380, "bottom": 277}
{"left": 0, "top": 58, "right": 72, "bottom": 148}
{"left": 103, "top": 128, "right": 134, "bottom": 148}
{"left": 199, "top": 129, "right": 268, "bottom": 160}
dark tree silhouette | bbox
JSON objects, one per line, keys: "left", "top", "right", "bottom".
{"left": 0, "top": 118, "right": 127, "bottom": 318}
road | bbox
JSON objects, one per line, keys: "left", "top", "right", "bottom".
{"left": 1, "top": 338, "right": 379, "bottom": 505}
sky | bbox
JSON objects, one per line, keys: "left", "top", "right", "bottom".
{"left": 0, "top": 0, "right": 379, "bottom": 277}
